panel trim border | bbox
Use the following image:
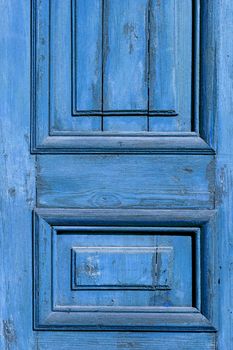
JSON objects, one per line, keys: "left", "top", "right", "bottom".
{"left": 33, "top": 208, "right": 217, "bottom": 331}
{"left": 71, "top": 246, "right": 173, "bottom": 291}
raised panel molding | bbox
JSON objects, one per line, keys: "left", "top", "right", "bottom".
{"left": 31, "top": 0, "right": 215, "bottom": 154}
{"left": 33, "top": 208, "right": 216, "bottom": 331}
{"left": 71, "top": 246, "right": 173, "bottom": 291}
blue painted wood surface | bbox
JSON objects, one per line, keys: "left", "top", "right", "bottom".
{"left": 0, "top": 1, "right": 36, "bottom": 349}
{"left": 32, "top": 0, "right": 199, "bottom": 152}
{"left": 37, "top": 154, "right": 215, "bottom": 209}
{"left": 34, "top": 209, "right": 215, "bottom": 331}
{"left": 1, "top": 0, "right": 233, "bottom": 348}
{"left": 215, "top": 1, "right": 233, "bottom": 349}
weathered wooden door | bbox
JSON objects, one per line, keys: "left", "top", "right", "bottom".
{"left": 1, "top": 0, "right": 233, "bottom": 349}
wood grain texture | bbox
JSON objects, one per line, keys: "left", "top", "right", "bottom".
{"left": 51, "top": 0, "right": 102, "bottom": 132}
{"left": 37, "top": 154, "right": 215, "bottom": 209}
{"left": 73, "top": 0, "right": 102, "bottom": 113}
{"left": 149, "top": 0, "right": 192, "bottom": 132}
{"left": 35, "top": 332, "right": 216, "bottom": 350}
{"left": 215, "top": 0, "right": 233, "bottom": 348}
{"left": 103, "top": 0, "right": 148, "bottom": 111}
{"left": 199, "top": 0, "right": 217, "bottom": 150}
{"left": 1, "top": 0, "right": 229, "bottom": 348}
{"left": 0, "top": 0, "right": 35, "bottom": 349}
{"left": 71, "top": 246, "right": 173, "bottom": 291}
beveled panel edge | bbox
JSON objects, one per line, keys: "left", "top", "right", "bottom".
{"left": 31, "top": 135, "right": 215, "bottom": 155}
{"left": 34, "top": 208, "right": 216, "bottom": 226}
{"left": 36, "top": 311, "right": 215, "bottom": 332}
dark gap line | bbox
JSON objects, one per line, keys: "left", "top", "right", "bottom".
{"left": 71, "top": 0, "right": 76, "bottom": 117}
{"left": 147, "top": 0, "right": 151, "bottom": 131}
{"left": 191, "top": 0, "right": 197, "bottom": 132}
{"left": 101, "top": 0, "right": 105, "bottom": 131}
{"left": 72, "top": 110, "right": 178, "bottom": 117}
{"left": 48, "top": 0, "right": 51, "bottom": 135}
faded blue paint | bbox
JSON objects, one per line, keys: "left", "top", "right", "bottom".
{"left": 33, "top": 0, "right": 199, "bottom": 150}
{"left": 1, "top": 0, "right": 232, "bottom": 349}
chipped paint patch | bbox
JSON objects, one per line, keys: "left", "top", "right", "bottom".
{"left": 3, "top": 320, "right": 16, "bottom": 349}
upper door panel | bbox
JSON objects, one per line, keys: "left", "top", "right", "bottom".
{"left": 32, "top": 0, "right": 213, "bottom": 153}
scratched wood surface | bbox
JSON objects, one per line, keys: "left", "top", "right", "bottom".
{"left": 0, "top": 1, "right": 35, "bottom": 349}
{"left": 33, "top": 209, "right": 216, "bottom": 332}
{"left": 54, "top": 232, "right": 192, "bottom": 307}
{"left": 103, "top": 0, "right": 148, "bottom": 131}
{"left": 149, "top": 0, "right": 192, "bottom": 132}
{"left": 215, "top": 0, "right": 233, "bottom": 348}
{"left": 1, "top": 0, "right": 232, "bottom": 349}
{"left": 36, "top": 332, "right": 216, "bottom": 350}
{"left": 37, "top": 154, "right": 215, "bottom": 209}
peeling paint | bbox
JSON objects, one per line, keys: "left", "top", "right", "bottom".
{"left": 3, "top": 320, "right": 16, "bottom": 349}
{"left": 123, "top": 23, "right": 138, "bottom": 54}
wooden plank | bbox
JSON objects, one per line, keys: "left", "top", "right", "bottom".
{"left": 149, "top": 0, "right": 192, "bottom": 132}
{"left": 71, "top": 246, "right": 173, "bottom": 291}
{"left": 0, "top": 0, "right": 223, "bottom": 348}
{"left": 0, "top": 0, "right": 35, "bottom": 349}
{"left": 36, "top": 332, "right": 216, "bottom": 350}
{"left": 215, "top": 0, "right": 233, "bottom": 348}
{"left": 37, "top": 154, "right": 215, "bottom": 209}
{"left": 103, "top": 0, "right": 148, "bottom": 131}
{"left": 149, "top": 0, "right": 177, "bottom": 113}
{"left": 73, "top": 0, "right": 102, "bottom": 113}
{"left": 49, "top": 0, "right": 101, "bottom": 132}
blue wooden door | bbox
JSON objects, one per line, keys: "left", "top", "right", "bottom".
{"left": 2, "top": 0, "right": 233, "bottom": 349}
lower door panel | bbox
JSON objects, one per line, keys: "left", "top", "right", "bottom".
{"left": 34, "top": 209, "right": 215, "bottom": 333}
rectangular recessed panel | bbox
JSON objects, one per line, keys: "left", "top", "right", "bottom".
{"left": 33, "top": 0, "right": 196, "bottom": 139}
{"left": 53, "top": 230, "right": 193, "bottom": 308}
{"left": 72, "top": 247, "right": 173, "bottom": 290}
{"left": 72, "top": 0, "right": 192, "bottom": 124}
{"left": 34, "top": 211, "right": 216, "bottom": 331}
